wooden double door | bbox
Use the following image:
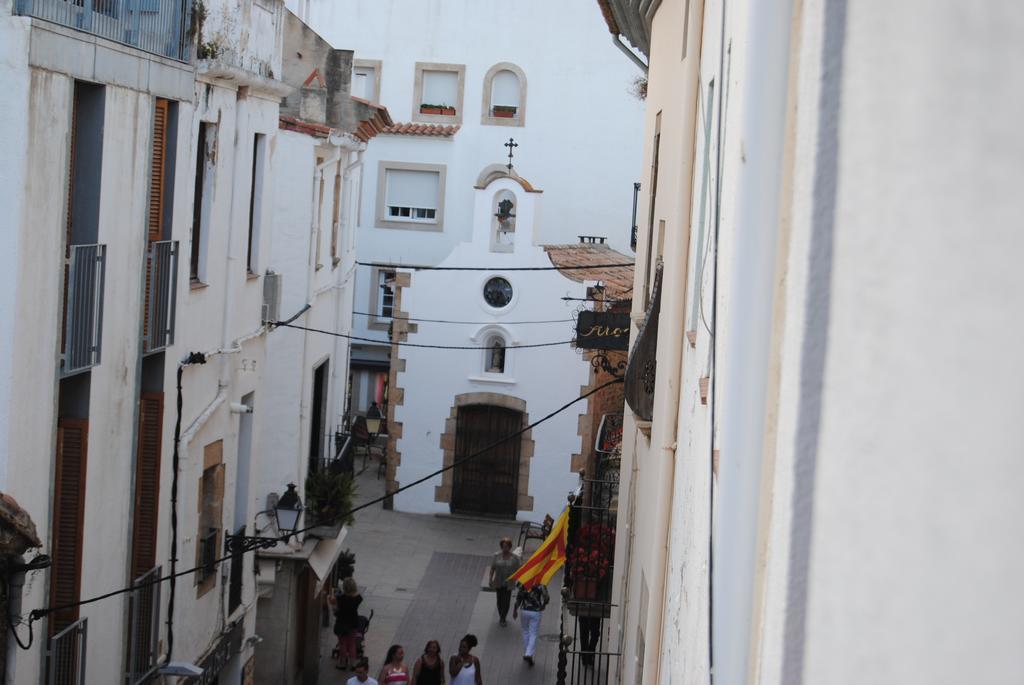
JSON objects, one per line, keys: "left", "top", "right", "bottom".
{"left": 451, "top": 405, "right": 523, "bottom": 518}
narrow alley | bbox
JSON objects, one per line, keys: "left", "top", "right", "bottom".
{"left": 317, "top": 465, "right": 562, "bottom": 685}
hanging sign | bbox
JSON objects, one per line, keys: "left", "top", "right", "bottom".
{"left": 575, "top": 312, "right": 630, "bottom": 351}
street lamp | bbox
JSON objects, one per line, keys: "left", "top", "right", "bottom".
{"left": 365, "top": 402, "right": 383, "bottom": 436}
{"left": 224, "top": 484, "right": 304, "bottom": 554}
{"left": 275, "top": 483, "right": 303, "bottom": 539}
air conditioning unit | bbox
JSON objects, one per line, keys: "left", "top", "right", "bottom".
{"left": 262, "top": 271, "right": 282, "bottom": 324}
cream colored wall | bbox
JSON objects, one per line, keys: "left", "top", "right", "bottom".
{"left": 611, "top": 0, "right": 707, "bottom": 683}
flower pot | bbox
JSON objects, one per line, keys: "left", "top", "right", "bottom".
{"left": 572, "top": 576, "right": 601, "bottom": 600}
{"left": 419, "top": 105, "right": 442, "bottom": 115}
{"left": 492, "top": 108, "right": 516, "bottom": 118}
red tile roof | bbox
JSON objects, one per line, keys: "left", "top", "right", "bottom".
{"left": 279, "top": 115, "right": 332, "bottom": 138}
{"left": 595, "top": 0, "right": 621, "bottom": 34}
{"left": 382, "top": 122, "right": 461, "bottom": 137}
{"left": 544, "top": 243, "right": 635, "bottom": 299}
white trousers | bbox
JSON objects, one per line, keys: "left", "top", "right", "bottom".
{"left": 520, "top": 609, "right": 542, "bottom": 657}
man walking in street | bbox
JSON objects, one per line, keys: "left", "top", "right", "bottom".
{"left": 512, "top": 582, "right": 549, "bottom": 667}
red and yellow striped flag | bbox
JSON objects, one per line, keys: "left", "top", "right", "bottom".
{"left": 509, "top": 507, "right": 569, "bottom": 590}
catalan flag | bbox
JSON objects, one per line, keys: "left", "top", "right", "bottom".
{"left": 509, "top": 506, "right": 569, "bottom": 590}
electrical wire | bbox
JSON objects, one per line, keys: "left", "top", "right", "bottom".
{"left": 22, "top": 378, "right": 623, "bottom": 628}
{"left": 274, "top": 322, "right": 575, "bottom": 350}
{"left": 357, "top": 261, "right": 634, "bottom": 272}
{"left": 350, "top": 311, "right": 574, "bottom": 325}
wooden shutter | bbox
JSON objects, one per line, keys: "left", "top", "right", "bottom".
{"left": 130, "top": 392, "right": 164, "bottom": 581}
{"left": 50, "top": 418, "right": 89, "bottom": 634}
{"left": 148, "top": 99, "right": 168, "bottom": 244}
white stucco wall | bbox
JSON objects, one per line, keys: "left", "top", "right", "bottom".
{"left": 392, "top": 177, "right": 591, "bottom": 519}
{"left": 0, "top": 8, "right": 284, "bottom": 679}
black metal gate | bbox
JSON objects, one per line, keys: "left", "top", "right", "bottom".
{"left": 557, "top": 478, "right": 621, "bottom": 685}
{"left": 451, "top": 405, "right": 522, "bottom": 517}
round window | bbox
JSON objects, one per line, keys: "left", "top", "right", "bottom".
{"left": 483, "top": 277, "right": 513, "bottom": 308}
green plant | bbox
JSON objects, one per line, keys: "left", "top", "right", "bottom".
{"left": 305, "top": 471, "right": 357, "bottom": 527}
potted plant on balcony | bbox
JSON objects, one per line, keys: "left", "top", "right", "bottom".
{"left": 569, "top": 522, "right": 615, "bottom": 600}
{"left": 304, "top": 470, "right": 357, "bottom": 538}
{"left": 492, "top": 104, "right": 517, "bottom": 118}
{"left": 420, "top": 102, "right": 456, "bottom": 116}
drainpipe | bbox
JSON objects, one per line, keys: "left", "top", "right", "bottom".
{"left": 613, "top": 35, "right": 649, "bottom": 73}
{"left": 711, "top": 0, "right": 793, "bottom": 680}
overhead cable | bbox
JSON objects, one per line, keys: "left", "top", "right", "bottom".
{"left": 357, "top": 261, "right": 634, "bottom": 272}
{"left": 274, "top": 322, "right": 574, "bottom": 350}
{"left": 350, "top": 311, "right": 574, "bottom": 325}
{"left": 23, "top": 378, "right": 623, "bottom": 628}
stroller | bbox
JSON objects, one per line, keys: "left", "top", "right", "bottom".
{"left": 355, "top": 609, "right": 374, "bottom": 658}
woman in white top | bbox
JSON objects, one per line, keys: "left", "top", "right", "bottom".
{"left": 448, "top": 634, "right": 482, "bottom": 685}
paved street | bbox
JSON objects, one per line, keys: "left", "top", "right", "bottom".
{"left": 318, "top": 463, "right": 562, "bottom": 685}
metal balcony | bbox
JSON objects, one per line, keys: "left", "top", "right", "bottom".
{"left": 61, "top": 244, "right": 106, "bottom": 377}
{"left": 142, "top": 240, "right": 178, "bottom": 354}
{"left": 48, "top": 617, "right": 87, "bottom": 685}
{"left": 126, "top": 566, "right": 161, "bottom": 685}
{"left": 13, "top": 0, "right": 193, "bottom": 63}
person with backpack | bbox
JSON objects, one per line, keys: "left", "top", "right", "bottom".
{"left": 512, "top": 582, "right": 549, "bottom": 667}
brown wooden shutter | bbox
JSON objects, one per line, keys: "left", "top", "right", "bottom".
{"left": 130, "top": 392, "right": 164, "bottom": 581}
{"left": 50, "top": 418, "right": 89, "bottom": 634}
{"left": 148, "top": 99, "right": 168, "bottom": 244}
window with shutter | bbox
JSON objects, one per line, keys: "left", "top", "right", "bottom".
{"left": 148, "top": 100, "right": 168, "bottom": 244}
{"left": 50, "top": 419, "right": 89, "bottom": 634}
{"left": 131, "top": 392, "right": 163, "bottom": 581}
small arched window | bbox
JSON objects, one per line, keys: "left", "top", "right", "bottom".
{"left": 481, "top": 63, "right": 527, "bottom": 126}
{"left": 486, "top": 336, "right": 506, "bottom": 374}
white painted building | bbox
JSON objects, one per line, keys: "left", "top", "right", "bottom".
{"left": 286, "top": 0, "right": 645, "bottom": 422}
{"left": 386, "top": 167, "right": 629, "bottom": 521}
{"left": 0, "top": 0, "right": 381, "bottom": 682}
{"left": 598, "top": 0, "right": 1024, "bottom": 683}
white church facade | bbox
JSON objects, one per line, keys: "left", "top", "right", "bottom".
{"left": 384, "top": 166, "right": 630, "bottom": 520}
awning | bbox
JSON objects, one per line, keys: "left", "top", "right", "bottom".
{"left": 308, "top": 529, "right": 349, "bottom": 594}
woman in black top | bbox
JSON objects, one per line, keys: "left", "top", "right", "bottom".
{"left": 411, "top": 639, "right": 444, "bottom": 685}
{"left": 331, "top": 577, "right": 363, "bottom": 670}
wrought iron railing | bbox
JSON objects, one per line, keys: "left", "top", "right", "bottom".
{"left": 48, "top": 617, "right": 87, "bottom": 685}
{"left": 126, "top": 565, "right": 161, "bottom": 685}
{"left": 558, "top": 479, "right": 621, "bottom": 685}
{"left": 61, "top": 243, "right": 106, "bottom": 376}
{"left": 13, "top": 0, "right": 193, "bottom": 63}
{"left": 227, "top": 526, "right": 244, "bottom": 614}
{"left": 142, "top": 240, "right": 178, "bottom": 354}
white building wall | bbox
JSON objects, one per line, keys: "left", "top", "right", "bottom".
{"left": 0, "top": 0, "right": 286, "bottom": 679}
{"left": 392, "top": 177, "right": 591, "bottom": 520}
{"left": 611, "top": 0, "right": 1024, "bottom": 683}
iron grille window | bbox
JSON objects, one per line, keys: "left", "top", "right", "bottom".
{"left": 198, "top": 528, "right": 218, "bottom": 583}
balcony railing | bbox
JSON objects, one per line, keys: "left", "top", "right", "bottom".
{"left": 48, "top": 617, "right": 87, "bottom": 685}
{"left": 13, "top": 0, "right": 193, "bottom": 63}
{"left": 126, "top": 566, "right": 161, "bottom": 685}
{"left": 142, "top": 240, "right": 178, "bottom": 354}
{"left": 61, "top": 243, "right": 106, "bottom": 377}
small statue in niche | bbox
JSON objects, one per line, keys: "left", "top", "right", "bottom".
{"left": 488, "top": 339, "right": 506, "bottom": 373}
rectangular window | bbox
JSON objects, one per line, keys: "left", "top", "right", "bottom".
{"left": 247, "top": 133, "right": 266, "bottom": 273}
{"left": 385, "top": 169, "right": 439, "bottom": 222}
{"left": 51, "top": 417, "right": 89, "bottom": 634}
{"left": 378, "top": 270, "right": 395, "bottom": 319}
{"left": 315, "top": 160, "right": 326, "bottom": 269}
{"left": 309, "top": 360, "right": 329, "bottom": 473}
{"left": 191, "top": 122, "right": 216, "bottom": 282}
{"left": 196, "top": 440, "right": 224, "bottom": 597}
{"left": 130, "top": 391, "right": 163, "bottom": 580}
{"left": 353, "top": 66, "right": 376, "bottom": 101}
{"left": 413, "top": 62, "right": 465, "bottom": 124}
{"left": 422, "top": 70, "right": 458, "bottom": 108}
{"left": 376, "top": 162, "right": 446, "bottom": 231}
{"left": 330, "top": 163, "right": 342, "bottom": 265}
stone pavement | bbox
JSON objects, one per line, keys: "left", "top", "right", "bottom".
{"left": 318, "top": 466, "right": 563, "bottom": 685}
